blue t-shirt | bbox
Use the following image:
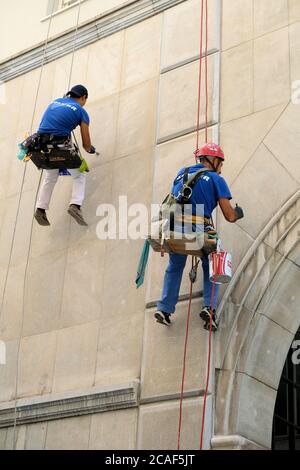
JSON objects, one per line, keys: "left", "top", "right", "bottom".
{"left": 38, "top": 97, "right": 90, "bottom": 136}
{"left": 172, "top": 163, "right": 232, "bottom": 219}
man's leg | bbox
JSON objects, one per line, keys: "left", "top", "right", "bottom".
{"left": 69, "top": 169, "right": 86, "bottom": 207}
{"left": 36, "top": 169, "right": 59, "bottom": 210}
{"left": 156, "top": 253, "right": 187, "bottom": 316}
{"left": 67, "top": 169, "right": 88, "bottom": 226}
{"left": 35, "top": 169, "right": 59, "bottom": 225}
{"left": 200, "top": 255, "right": 220, "bottom": 330}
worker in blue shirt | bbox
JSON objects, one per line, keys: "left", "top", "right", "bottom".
{"left": 155, "top": 143, "right": 244, "bottom": 331}
{"left": 34, "top": 84, "right": 96, "bottom": 226}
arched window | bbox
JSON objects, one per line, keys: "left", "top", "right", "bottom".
{"left": 272, "top": 327, "right": 300, "bottom": 450}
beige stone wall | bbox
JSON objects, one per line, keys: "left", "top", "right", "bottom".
{"left": 0, "top": 0, "right": 136, "bottom": 63}
{"left": 216, "top": 0, "right": 300, "bottom": 449}
{"left": 0, "top": 0, "right": 299, "bottom": 451}
{"left": 0, "top": 0, "right": 220, "bottom": 450}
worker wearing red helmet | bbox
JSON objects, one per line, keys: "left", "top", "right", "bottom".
{"left": 155, "top": 143, "right": 244, "bottom": 331}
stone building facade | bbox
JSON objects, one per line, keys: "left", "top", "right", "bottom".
{"left": 0, "top": 0, "right": 299, "bottom": 450}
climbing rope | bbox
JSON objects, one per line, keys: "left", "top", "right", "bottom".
{"left": 10, "top": 0, "right": 83, "bottom": 449}
{"left": 204, "top": 0, "right": 209, "bottom": 143}
{"left": 68, "top": 0, "right": 83, "bottom": 90}
{"left": 195, "top": 0, "right": 205, "bottom": 155}
{"left": 199, "top": 275, "right": 215, "bottom": 450}
{"left": 177, "top": 257, "right": 195, "bottom": 450}
{"left": 8, "top": 4, "right": 56, "bottom": 448}
{"left": 198, "top": 0, "right": 215, "bottom": 449}
{"left": 0, "top": 0, "right": 56, "bottom": 332}
{"left": 177, "top": 0, "right": 214, "bottom": 450}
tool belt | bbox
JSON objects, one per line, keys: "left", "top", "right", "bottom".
{"left": 21, "top": 133, "right": 82, "bottom": 170}
{"left": 148, "top": 167, "right": 218, "bottom": 257}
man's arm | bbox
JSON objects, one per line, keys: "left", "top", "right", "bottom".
{"left": 80, "top": 122, "right": 93, "bottom": 152}
{"left": 218, "top": 198, "right": 244, "bottom": 223}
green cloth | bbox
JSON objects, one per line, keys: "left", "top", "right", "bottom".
{"left": 79, "top": 158, "right": 90, "bottom": 173}
{"left": 135, "top": 240, "right": 150, "bottom": 288}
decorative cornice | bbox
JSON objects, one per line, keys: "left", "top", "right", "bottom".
{"left": 0, "top": 0, "right": 187, "bottom": 83}
{"left": 0, "top": 381, "right": 139, "bottom": 428}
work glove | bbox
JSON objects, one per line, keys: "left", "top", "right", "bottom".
{"left": 234, "top": 204, "right": 244, "bottom": 220}
{"left": 87, "top": 145, "right": 96, "bottom": 154}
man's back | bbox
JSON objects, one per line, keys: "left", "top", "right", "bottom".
{"left": 38, "top": 96, "right": 90, "bottom": 137}
{"left": 172, "top": 163, "right": 232, "bottom": 218}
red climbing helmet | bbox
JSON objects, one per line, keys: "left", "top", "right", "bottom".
{"left": 194, "top": 143, "right": 225, "bottom": 161}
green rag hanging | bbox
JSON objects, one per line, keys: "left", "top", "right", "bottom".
{"left": 135, "top": 239, "right": 150, "bottom": 289}
{"left": 79, "top": 158, "right": 90, "bottom": 173}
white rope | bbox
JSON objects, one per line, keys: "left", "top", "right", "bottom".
{"left": 11, "top": 0, "right": 83, "bottom": 449}
{"left": 0, "top": 0, "right": 56, "bottom": 331}
{"left": 68, "top": 0, "right": 83, "bottom": 90}
{"left": 10, "top": 3, "right": 56, "bottom": 449}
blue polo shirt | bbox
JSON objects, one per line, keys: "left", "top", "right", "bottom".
{"left": 38, "top": 97, "right": 90, "bottom": 136}
{"left": 172, "top": 163, "right": 232, "bottom": 219}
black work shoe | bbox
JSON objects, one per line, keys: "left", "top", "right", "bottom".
{"left": 68, "top": 204, "right": 88, "bottom": 226}
{"left": 200, "top": 306, "right": 218, "bottom": 332}
{"left": 34, "top": 208, "right": 50, "bottom": 226}
{"left": 199, "top": 306, "right": 212, "bottom": 323}
{"left": 203, "top": 314, "right": 218, "bottom": 332}
{"left": 203, "top": 318, "right": 218, "bottom": 332}
{"left": 154, "top": 311, "right": 171, "bottom": 326}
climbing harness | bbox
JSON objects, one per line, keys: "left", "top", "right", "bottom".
{"left": 148, "top": 167, "right": 218, "bottom": 258}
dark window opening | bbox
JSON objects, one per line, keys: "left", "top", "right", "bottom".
{"left": 272, "top": 327, "right": 300, "bottom": 450}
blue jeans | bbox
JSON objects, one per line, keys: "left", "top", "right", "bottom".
{"left": 157, "top": 254, "right": 220, "bottom": 315}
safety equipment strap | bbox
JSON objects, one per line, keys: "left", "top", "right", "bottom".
{"left": 177, "top": 167, "right": 209, "bottom": 202}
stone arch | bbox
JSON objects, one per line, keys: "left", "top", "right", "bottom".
{"left": 213, "top": 190, "right": 300, "bottom": 450}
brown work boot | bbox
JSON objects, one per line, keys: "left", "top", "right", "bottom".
{"left": 67, "top": 204, "right": 88, "bottom": 226}
{"left": 34, "top": 208, "right": 50, "bottom": 226}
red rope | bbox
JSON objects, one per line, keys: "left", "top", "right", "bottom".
{"left": 195, "top": 0, "right": 205, "bottom": 155}
{"left": 199, "top": 276, "right": 215, "bottom": 449}
{"left": 177, "top": 0, "right": 212, "bottom": 450}
{"left": 204, "top": 0, "right": 209, "bottom": 142}
{"left": 177, "top": 257, "right": 194, "bottom": 450}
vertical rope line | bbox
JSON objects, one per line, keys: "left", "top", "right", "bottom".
{"left": 204, "top": 0, "right": 209, "bottom": 142}
{"left": 11, "top": 3, "right": 56, "bottom": 449}
{"left": 195, "top": 0, "right": 205, "bottom": 155}
{"left": 0, "top": 1, "right": 56, "bottom": 328}
{"left": 199, "top": 276, "right": 215, "bottom": 450}
{"left": 177, "top": 257, "right": 195, "bottom": 450}
{"left": 178, "top": 0, "right": 212, "bottom": 450}
{"left": 11, "top": 0, "right": 82, "bottom": 449}
{"left": 67, "top": 0, "right": 83, "bottom": 90}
